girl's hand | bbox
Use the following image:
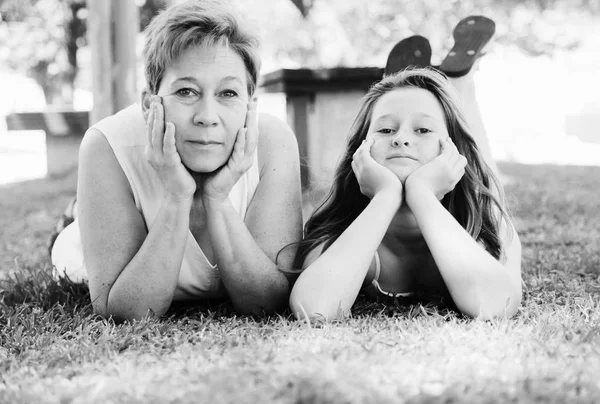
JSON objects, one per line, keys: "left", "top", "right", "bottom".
{"left": 405, "top": 137, "right": 467, "bottom": 201}
{"left": 351, "top": 136, "right": 403, "bottom": 202}
{"left": 145, "top": 96, "right": 196, "bottom": 202}
{"left": 202, "top": 98, "right": 259, "bottom": 204}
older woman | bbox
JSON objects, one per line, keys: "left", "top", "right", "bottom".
{"left": 51, "top": 0, "right": 302, "bottom": 321}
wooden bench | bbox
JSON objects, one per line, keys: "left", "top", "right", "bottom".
{"left": 261, "top": 67, "right": 383, "bottom": 187}
{"left": 5, "top": 110, "right": 89, "bottom": 176}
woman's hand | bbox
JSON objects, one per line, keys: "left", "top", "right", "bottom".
{"left": 405, "top": 137, "right": 467, "bottom": 201}
{"left": 145, "top": 95, "right": 196, "bottom": 202}
{"left": 351, "top": 136, "right": 403, "bottom": 202}
{"left": 201, "top": 97, "right": 259, "bottom": 204}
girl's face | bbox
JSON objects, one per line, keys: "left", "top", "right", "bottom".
{"left": 368, "top": 87, "right": 450, "bottom": 182}
{"left": 156, "top": 43, "right": 249, "bottom": 173}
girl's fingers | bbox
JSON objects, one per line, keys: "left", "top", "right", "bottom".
{"left": 440, "top": 137, "right": 452, "bottom": 154}
{"left": 365, "top": 136, "right": 375, "bottom": 152}
{"left": 448, "top": 137, "right": 460, "bottom": 155}
{"left": 358, "top": 137, "right": 373, "bottom": 156}
{"left": 351, "top": 160, "right": 358, "bottom": 176}
{"left": 453, "top": 166, "right": 466, "bottom": 186}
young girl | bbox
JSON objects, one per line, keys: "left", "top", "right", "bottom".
{"left": 289, "top": 68, "right": 521, "bottom": 320}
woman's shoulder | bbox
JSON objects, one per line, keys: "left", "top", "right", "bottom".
{"left": 79, "top": 127, "right": 113, "bottom": 160}
{"left": 257, "top": 112, "right": 296, "bottom": 144}
{"left": 92, "top": 104, "right": 146, "bottom": 148}
{"left": 256, "top": 112, "right": 299, "bottom": 170}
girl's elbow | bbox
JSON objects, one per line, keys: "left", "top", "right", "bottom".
{"left": 458, "top": 288, "right": 522, "bottom": 320}
{"left": 289, "top": 293, "right": 344, "bottom": 322}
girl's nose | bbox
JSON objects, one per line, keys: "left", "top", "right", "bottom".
{"left": 392, "top": 138, "right": 409, "bottom": 147}
{"left": 391, "top": 129, "right": 411, "bottom": 147}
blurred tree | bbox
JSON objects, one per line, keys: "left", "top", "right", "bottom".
{"left": 0, "top": 0, "right": 597, "bottom": 104}
{"left": 0, "top": 0, "right": 166, "bottom": 106}
{"left": 248, "top": 0, "right": 600, "bottom": 69}
{"left": 289, "top": 0, "right": 314, "bottom": 17}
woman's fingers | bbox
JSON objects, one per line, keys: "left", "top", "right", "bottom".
{"left": 153, "top": 97, "right": 165, "bottom": 155}
{"left": 146, "top": 103, "right": 155, "bottom": 148}
{"left": 163, "top": 122, "right": 179, "bottom": 165}
{"left": 244, "top": 100, "right": 259, "bottom": 157}
{"left": 244, "top": 97, "right": 257, "bottom": 128}
{"left": 228, "top": 127, "right": 247, "bottom": 172}
{"left": 237, "top": 127, "right": 247, "bottom": 158}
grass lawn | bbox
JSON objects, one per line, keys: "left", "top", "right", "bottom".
{"left": 1, "top": 163, "right": 600, "bottom": 403}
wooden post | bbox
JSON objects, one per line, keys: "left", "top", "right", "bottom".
{"left": 88, "top": 0, "right": 139, "bottom": 125}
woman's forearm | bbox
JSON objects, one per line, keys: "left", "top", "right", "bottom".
{"left": 290, "top": 191, "right": 401, "bottom": 320}
{"left": 105, "top": 196, "right": 191, "bottom": 321}
{"left": 202, "top": 197, "right": 290, "bottom": 315}
{"left": 406, "top": 187, "right": 520, "bottom": 318}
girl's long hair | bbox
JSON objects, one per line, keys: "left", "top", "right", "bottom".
{"left": 291, "top": 68, "right": 512, "bottom": 272}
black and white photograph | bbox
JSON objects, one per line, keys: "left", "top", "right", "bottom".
{"left": 0, "top": 0, "right": 599, "bottom": 402}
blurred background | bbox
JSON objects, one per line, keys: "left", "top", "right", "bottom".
{"left": 0, "top": 0, "right": 599, "bottom": 186}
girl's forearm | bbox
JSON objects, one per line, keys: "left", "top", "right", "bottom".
{"left": 203, "top": 197, "right": 289, "bottom": 315}
{"left": 290, "top": 191, "right": 401, "bottom": 320}
{"left": 105, "top": 196, "right": 191, "bottom": 321}
{"left": 406, "top": 186, "right": 520, "bottom": 318}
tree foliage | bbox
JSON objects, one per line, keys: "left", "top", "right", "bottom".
{"left": 1, "top": 0, "right": 598, "bottom": 104}
{"left": 0, "top": 0, "right": 167, "bottom": 104}
{"left": 234, "top": 0, "right": 600, "bottom": 69}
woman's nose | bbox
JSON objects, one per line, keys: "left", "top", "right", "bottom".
{"left": 193, "top": 97, "right": 219, "bottom": 127}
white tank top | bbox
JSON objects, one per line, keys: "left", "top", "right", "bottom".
{"left": 51, "top": 103, "right": 260, "bottom": 301}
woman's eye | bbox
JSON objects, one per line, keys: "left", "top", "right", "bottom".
{"left": 175, "top": 88, "right": 198, "bottom": 98}
{"left": 415, "top": 127, "right": 432, "bottom": 134}
{"left": 220, "top": 90, "right": 238, "bottom": 98}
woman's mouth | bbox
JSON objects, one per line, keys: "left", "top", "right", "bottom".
{"left": 186, "top": 140, "right": 221, "bottom": 149}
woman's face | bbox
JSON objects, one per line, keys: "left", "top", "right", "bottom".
{"left": 368, "top": 87, "right": 450, "bottom": 182}
{"left": 156, "top": 43, "right": 249, "bottom": 173}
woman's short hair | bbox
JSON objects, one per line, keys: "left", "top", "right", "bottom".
{"left": 142, "top": 0, "right": 261, "bottom": 96}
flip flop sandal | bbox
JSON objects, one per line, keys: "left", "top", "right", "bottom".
{"left": 438, "top": 16, "right": 495, "bottom": 78}
{"left": 384, "top": 35, "right": 432, "bottom": 76}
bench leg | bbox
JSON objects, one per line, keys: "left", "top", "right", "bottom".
{"left": 45, "top": 134, "right": 82, "bottom": 177}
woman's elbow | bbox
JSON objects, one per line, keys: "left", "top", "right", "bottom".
{"left": 95, "top": 298, "right": 166, "bottom": 322}
{"left": 235, "top": 297, "right": 288, "bottom": 317}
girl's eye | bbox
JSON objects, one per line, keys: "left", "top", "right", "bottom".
{"left": 415, "top": 127, "right": 432, "bottom": 134}
{"left": 220, "top": 90, "right": 238, "bottom": 98}
{"left": 377, "top": 128, "right": 394, "bottom": 134}
{"left": 175, "top": 88, "right": 198, "bottom": 98}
